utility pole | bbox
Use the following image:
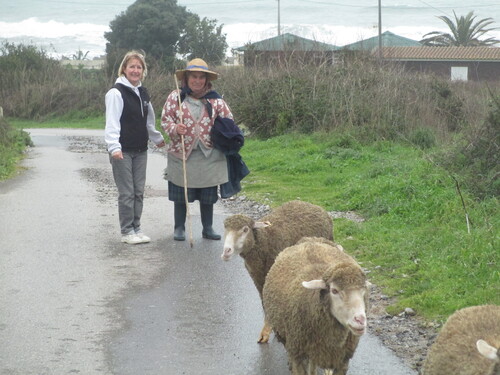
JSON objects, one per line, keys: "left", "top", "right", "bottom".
{"left": 378, "top": 0, "right": 382, "bottom": 59}
{"left": 278, "top": 0, "right": 281, "bottom": 36}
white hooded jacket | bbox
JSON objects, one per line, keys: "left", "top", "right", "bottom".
{"left": 104, "top": 76, "right": 164, "bottom": 154}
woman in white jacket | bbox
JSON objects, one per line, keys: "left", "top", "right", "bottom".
{"left": 105, "top": 50, "right": 165, "bottom": 244}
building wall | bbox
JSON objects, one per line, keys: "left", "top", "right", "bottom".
{"left": 397, "top": 61, "right": 500, "bottom": 81}
{"left": 60, "top": 59, "right": 105, "bottom": 70}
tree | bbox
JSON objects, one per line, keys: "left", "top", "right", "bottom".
{"left": 105, "top": 0, "right": 188, "bottom": 70}
{"left": 421, "top": 11, "right": 500, "bottom": 47}
{"left": 178, "top": 14, "right": 228, "bottom": 66}
{"left": 104, "top": 0, "right": 227, "bottom": 71}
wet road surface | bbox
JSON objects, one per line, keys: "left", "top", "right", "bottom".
{"left": 0, "top": 129, "right": 417, "bottom": 375}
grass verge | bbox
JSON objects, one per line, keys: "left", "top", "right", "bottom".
{"left": 239, "top": 132, "right": 499, "bottom": 321}
{"left": 7, "top": 115, "right": 105, "bottom": 130}
{"left": 0, "top": 118, "right": 33, "bottom": 179}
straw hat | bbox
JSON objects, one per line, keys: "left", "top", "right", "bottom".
{"left": 175, "top": 58, "right": 219, "bottom": 81}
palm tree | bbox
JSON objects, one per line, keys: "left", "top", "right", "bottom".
{"left": 72, "top": 48, "right": 90, "bottom": 60}
{"left": 421, "top": 11, "right": 500, "bottom": 47}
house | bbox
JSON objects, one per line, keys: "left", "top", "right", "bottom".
{"left": 60, "top": 58, "right": 105, "bottom": 70}
{"left": 376, "top": 46, "right": 500, "bottom": 81}
{"left": 341, "top": 31, "right": 421, "bottom": 51}
{"left": 234, "top": 33, "right": 338, "bottom": 67}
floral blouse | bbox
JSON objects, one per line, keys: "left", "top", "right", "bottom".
{"left": 161, "top": 89, "right": 233, "bottom": 159}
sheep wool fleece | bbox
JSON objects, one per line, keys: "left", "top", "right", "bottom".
{"left": 422, "top": 305, "right": 500, "bottom": 375}
{"left": 263, "top": 240, "right": 368, "bottom": 374}
{"left": 224, "top": 200, "right": 334, "bottom": 297}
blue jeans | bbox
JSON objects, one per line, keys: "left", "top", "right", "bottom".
{"left": 110, "top": 150, "right": 147, "bottom": 234}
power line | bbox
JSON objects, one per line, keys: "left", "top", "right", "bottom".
{"left": 414, "top": 0, "right": 451, "bottom": 17}
{"left": 299, "top": 0, "right": 370, "bottom": 7}
{"left": 301, "top": 0, "right": 500, "bottom": 10}
{"left": 39, "top": 0, "right": 133, "bottom": 6}
{"left": 179, "top": 0, "right": 266, "bottom": 4}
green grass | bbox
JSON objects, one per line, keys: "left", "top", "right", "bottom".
{"left": 8, "top": 115, "right": 105, "bottom": 130}
{"left": 239, "top": 132, "right": 499, "bottom": 321}
{"left": 0, "top": 118, "right": 33, "bottom": 179}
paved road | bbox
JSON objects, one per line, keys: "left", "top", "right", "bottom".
{"left": 0, "top": 128, "right": 417, "bottom": 375}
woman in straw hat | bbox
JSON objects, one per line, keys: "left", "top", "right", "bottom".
{"left": 161, "top": 58, "right": 233, "bottom": 241}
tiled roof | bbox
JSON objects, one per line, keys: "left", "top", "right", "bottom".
{"left": 341, "top": 31, "right": 421, "bottom": 50}
{"left": 377, "top": 46, "right": 500, "bottom": 61}
{"left": 235, "top": 33, "right": 338, "bottom": 52}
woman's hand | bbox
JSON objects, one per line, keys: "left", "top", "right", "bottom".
{"left": 111, "top": 150, "right": 123, "bottom": 160}
{"left": 176, "top": 123, "right": 187, "bottom": 135}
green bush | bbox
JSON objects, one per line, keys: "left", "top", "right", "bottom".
{"left": 431, "top": 80, "right": 466, "bottom": 131}
{"left": 409, "top": 127, "right": 436, "bottom": 149}
{"left": 0, "top": 117, "right": 32, "bottom": 179}
{"left": 216, "top": 58, "right": 485, "bottom": 143}
{"left": 0, "top": 42, "right": 108, "bottom": 119}
{"left": 437, "top": 92, "right": 500, "bottom": 199}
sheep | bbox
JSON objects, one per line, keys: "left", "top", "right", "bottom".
{"left": 221, "top": 200, "right": 334, "bottom": 343}
{"left": 422, "top": 304, "right": 500, "bottom": 375}
{"left": 262, "top": 237, "right": 369, "bottom": 375}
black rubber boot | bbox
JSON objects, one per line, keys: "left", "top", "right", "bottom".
{"left": 200, "top": 203, "right": 221, "bottom": 240}
{"left": 174, "top": 203, "right": 186, "bottom": 241}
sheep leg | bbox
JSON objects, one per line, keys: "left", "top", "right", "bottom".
{"left": 307, "top": 361, "right": 318, "bottom": 375}
{"left": 257, "top": 318, "right": 272, "bottom": 343}
{"left": 323, "top": 370, "right": 334, "bottom": 375}
{"left": 290, "top": 358, "right": 308, "bottom": 375}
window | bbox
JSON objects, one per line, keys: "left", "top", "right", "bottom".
{"left": 451, "top": 66, "right": 468, "bottom": 81}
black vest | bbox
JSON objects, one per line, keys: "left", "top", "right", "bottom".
{"left": 113, "top": 83, "right": 150, "bottom": 152}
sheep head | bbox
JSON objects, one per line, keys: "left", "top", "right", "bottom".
{"left": 221, "top": 215, "right": 271, "bottom": 261}
{"left": 302, "top": 262, "right": 368, "bottom": 336}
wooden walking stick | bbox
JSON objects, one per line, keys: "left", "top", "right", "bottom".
{"left": 174, "top": 75, "right": 194, "bottom": 247}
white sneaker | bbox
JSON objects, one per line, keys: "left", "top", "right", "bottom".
{"left": 121, "top": 233, "right": 142, "bottom": 244}
{"left": 135, "top": 230, "right": 151, "bottom": 243}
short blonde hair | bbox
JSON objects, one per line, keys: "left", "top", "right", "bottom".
{"left": 117, "top": 50, "right": 148, "bottom": 80}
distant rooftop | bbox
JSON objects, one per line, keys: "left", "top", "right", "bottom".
{"left": 235, "top": 33, "right": 338, "bottom": 52}
{"left": 377, "top": 46, "right": 500, "bottom": 61}
{"left": 341, "top": 31, "right": 421, "bottom": 50}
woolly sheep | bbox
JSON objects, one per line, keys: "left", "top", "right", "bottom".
{"left": 422, "top": 304, "right": 500, "bottom": 375}
{"left": 221, "top": 200, "right": 334, "bottom": 343}
{"left": 262, "top": 238, "right": 369, "bottom": 375}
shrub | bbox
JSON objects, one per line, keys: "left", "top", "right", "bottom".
{"left": 0, "top": 42, "right": 109, "bottom": 119}
{"left": 0, "top": 117, "right": 32, "bottom": 179}
{"left": 409, "top": 128, "right": 436, "bottom": 149}
{"left": 217, "top": 57, "right": 482, "bottom": 143}
{"left": 436, "top": 91, "right": 500, "bottom": 199}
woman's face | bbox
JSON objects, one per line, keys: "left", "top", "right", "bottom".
{"left": 187, "top": 71, "right": 207, "bottom": 92}
{"left": 123, "top": 58, "right": 143, "bottom": 86}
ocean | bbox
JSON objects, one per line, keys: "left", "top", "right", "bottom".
{"left": 1, "top": 0, "right": 499, "bottom": 59}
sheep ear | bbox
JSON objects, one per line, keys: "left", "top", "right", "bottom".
{"left": 253, "top": 221, "right": 271, "bottom": 229}
{"left": 476, "top": 339, "right": 498, "bottom": 360}
{"left": 302, "top": 280, "right": 327, "bottom": 290}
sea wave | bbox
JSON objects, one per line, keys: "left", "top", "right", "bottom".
{"left": 0, "top": 18, "right": 108, "bottom": 40}
{"left": 1, "top": 17, "right": 499, "bottom": 59}
{"left": 0, "top": 18, "right": 109, "bottom": 58}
